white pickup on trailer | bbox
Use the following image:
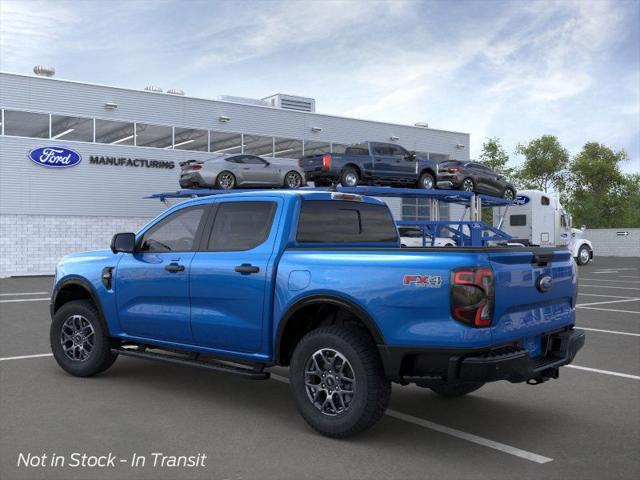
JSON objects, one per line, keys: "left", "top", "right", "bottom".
{"left": 493, "top": 189, "right": 594, "bottom": 265}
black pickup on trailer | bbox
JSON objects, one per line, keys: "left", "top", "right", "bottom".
{"left": 299, "top": 141, "right": 443, "bottom": 189}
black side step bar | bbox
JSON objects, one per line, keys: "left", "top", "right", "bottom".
{"left": 111, "top": 347, "right": 270, "bottom": 380}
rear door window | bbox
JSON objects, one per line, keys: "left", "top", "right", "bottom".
{"left": 206, "top": 201, "right": 277, "bottom": 251}
{"left": 297, "top": 200, "right": 398, "bottom": 243}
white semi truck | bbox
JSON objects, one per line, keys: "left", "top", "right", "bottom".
{"left": 493, "top": 190, "right": 594, "bottom": 265}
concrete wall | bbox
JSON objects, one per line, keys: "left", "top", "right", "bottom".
{"left": 586, "top": 228, "right": 640, "bottom": 258}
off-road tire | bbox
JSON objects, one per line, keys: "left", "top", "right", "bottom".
{"left": 50, "top": 300, "right": 118, "bottom": 377}
{"left": 290, "top": 326, "right": 391, "bottom": 438}
{"left": 430, "top": 382, "right": 484, "bottom": 397}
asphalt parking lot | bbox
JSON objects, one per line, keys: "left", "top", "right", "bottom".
{"left": 1, "top": 257, "right": 639, "bottom": 480}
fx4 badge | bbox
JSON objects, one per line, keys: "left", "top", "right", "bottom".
{"left": 403, "top": 274, "right": 442, "bottom": 288}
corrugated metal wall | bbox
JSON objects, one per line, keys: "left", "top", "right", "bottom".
{"left": 1, "top": 72, "right": 470, "bottom": 218}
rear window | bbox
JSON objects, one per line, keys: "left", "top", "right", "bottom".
{"left": 510, "top": 214, "right": 527, "bottom": 226}
{"left": 345, "top": 143, "right": 370, "bottom": 155}
{"left": 207, "top": 201, "right": 276, "bottom": 251}
{"left": 297, "top": 200, "right": 398, "bottom": 244}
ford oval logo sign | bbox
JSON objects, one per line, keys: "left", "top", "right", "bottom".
{"left": 536, "top": 274, "right": 553, "bottom": 293}
{"left": 514, "top": 195, "right": 530, "bottom": 206}
{"left": 28, "top": 146, "right": 82, "bottom": 168}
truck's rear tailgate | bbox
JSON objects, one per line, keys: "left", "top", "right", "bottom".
{"left": 488, "top": 248, "right": 576, "bottom": 356}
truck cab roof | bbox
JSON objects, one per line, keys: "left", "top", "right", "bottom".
{"left": 169, "top": 189, "right": 388, "bottom": 211}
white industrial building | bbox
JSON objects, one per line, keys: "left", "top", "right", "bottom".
{"left": 0, "top": 69, "right": 470, "bottom": 276}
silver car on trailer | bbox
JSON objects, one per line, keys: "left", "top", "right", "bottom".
{"left": 179, "top": 154, "right": 306, "bottom": 189}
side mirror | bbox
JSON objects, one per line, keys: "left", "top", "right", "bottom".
{"left": 111, "top": 232, "right": 136, "bottom": 253}
{"left": 405, "top": 151, "right": 416, "bottom": 160}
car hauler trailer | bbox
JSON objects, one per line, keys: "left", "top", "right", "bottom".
{"left": 492, "top": 190, "right": 594, "bottom": 265}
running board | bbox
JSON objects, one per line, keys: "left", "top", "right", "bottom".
{"left": 112, "top": 347, "right": 270, "bottom": 380}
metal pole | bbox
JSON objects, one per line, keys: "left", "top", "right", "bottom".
{"left": 470, "top": 194, "right": 477, "bottom": 221}
{"left": 497, "top": 205, "right": 510, "bottom": 230}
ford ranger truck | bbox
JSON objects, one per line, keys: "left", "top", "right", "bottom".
{"left": 50, "top": 190, "right": 584, "bottom": 438}
{"left": 299, "top": 141, "right": 441, "bottom": 189}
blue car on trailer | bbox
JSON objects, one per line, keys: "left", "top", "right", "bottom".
{"left": 50, "top": 188, "right": 584, "bottom": 437}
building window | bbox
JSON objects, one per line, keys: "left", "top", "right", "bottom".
{"left": 402, "top": 199, "right": 430, "bottom": 220}
{"left": 303, "top": 140, "right": 331, "bottom": 156}
{"left": 173, "top": 127, "right": 208, "bottom": 151}
{"left": 3, "top": 110, "right": 49, "bottom": 138}
{"left": 244, "top": 134, "right": 274, "bottom": 156}
{"left": 135, "top": 123, "right": 173, "bottom": 149}
{"left": 210, "top": 131, "right": 243, "bottom": 154}
{"left": 51, "top": 115, "right": 94, "bottom": 142}
{"left": 273, "top": 137, "right": 303, "bottom": 158}
{"left": 95, "top": 119, "right": 135, "bottom": 145}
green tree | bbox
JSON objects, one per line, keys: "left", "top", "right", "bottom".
{"left": 515, "top": 135, "right": 569, "bottom": 193}
{"left": 566, "top": 142, "right": 634, "bottom": 228}
{"left": 479, "top": 137, "right": 513, "bottom": 176}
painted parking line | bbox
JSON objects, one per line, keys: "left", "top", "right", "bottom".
{"left": 0, "top": 353, "right": 53, "bottom": 362}
{"left": 269, "top": 374, "right": 552, "bottom": 464}
{"left": 576, "top": 306, "right": 640, "bottom": 315}
{"left": 0, "top": 297, "right": 50, "bottom": 304}
{"left": 578, "top": 293, "right": 637, "bottom": 299}
{"left": 385, "top": 410, "right": 553, "bottom": 464}
{"left": 576, "top": 298, "right": 640, "bottom": 307}
{"left": 566, "top": 365, "right": 640, "bottom": 380}
{"left": 577, "top": 327, "right": 640, "bottom": 337}
{"left": 579, "top": 284, "right": 640, "bottom": 291}
{"left": 0, "top": 291, "right": 49, "bottom": 296}
{"left": 619, "top": 275, "right": 640, "bottom": 279}
{"left": 580, "top": 278, "right": 640, "bottom": 284}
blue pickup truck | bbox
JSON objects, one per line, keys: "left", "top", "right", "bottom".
{"left": 299, "top": 141, "right": 441, "bottom": 189}
{"left": 50, "top": 190, "right": 584, "bottom": 437}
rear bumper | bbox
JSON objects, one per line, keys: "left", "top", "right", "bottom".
{"left": 303, "top": 167, "right": 340, "bottom": 181}
{"left": 378, "top": 328, "right": 585, "bottom": 385}
{"left": 179, "top": 172, "right": 210, "bottom": 188}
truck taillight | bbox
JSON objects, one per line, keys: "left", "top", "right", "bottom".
{"left": 450, "top": 267, "right": 494, "bottom": 327}
{"left": 322, "top": 154, "right": 331, "bottom": 169}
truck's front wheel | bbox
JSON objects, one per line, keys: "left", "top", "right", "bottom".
{"left": 50, "top": 300, "right": 118, "bottom": 377}
{"left": 290, "top": 326, "right": 390, "bottom": 438}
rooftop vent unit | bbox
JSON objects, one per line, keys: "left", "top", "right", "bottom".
{"left": 33, "top": 65, "right": 55, "bottom": 77}
{"left": 414, "top": 122, "right": 429, "bottom": 128}
{"left": 167, "top": 88, "right": 185, "bottom": 96}
{"left": 144, "top": 85, "right": 163, "bottom": 93}
{"left": 216, "top": 95, "right": 270, "bottom": 107}
{"left": 262, "top": 94, "right": 316, "bottom": 113}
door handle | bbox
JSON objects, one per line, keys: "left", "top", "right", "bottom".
{"left": 235, "top": 263, "right": 260, "bottom": 275}
{"left": 165, "top": 262, "right": 185, "bottom": 273}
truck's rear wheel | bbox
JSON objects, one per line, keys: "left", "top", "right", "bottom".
{"left": 340, "top": 168, "right": 359, "bottom": 187}
{"left": 430, "top": 382, "right": 484, "bottom": 397}
{"left": 50, "top": 300, "right": 118, "bottom": 377}
{"left": 418, "top": 172, "right": 435, "bottom": 190}
{"left": 290, "top": 326, "right": 390, "bottom": 438}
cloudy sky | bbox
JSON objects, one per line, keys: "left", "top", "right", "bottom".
{"left": 1, "top": 0, "right": 638, "bottom": 172}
